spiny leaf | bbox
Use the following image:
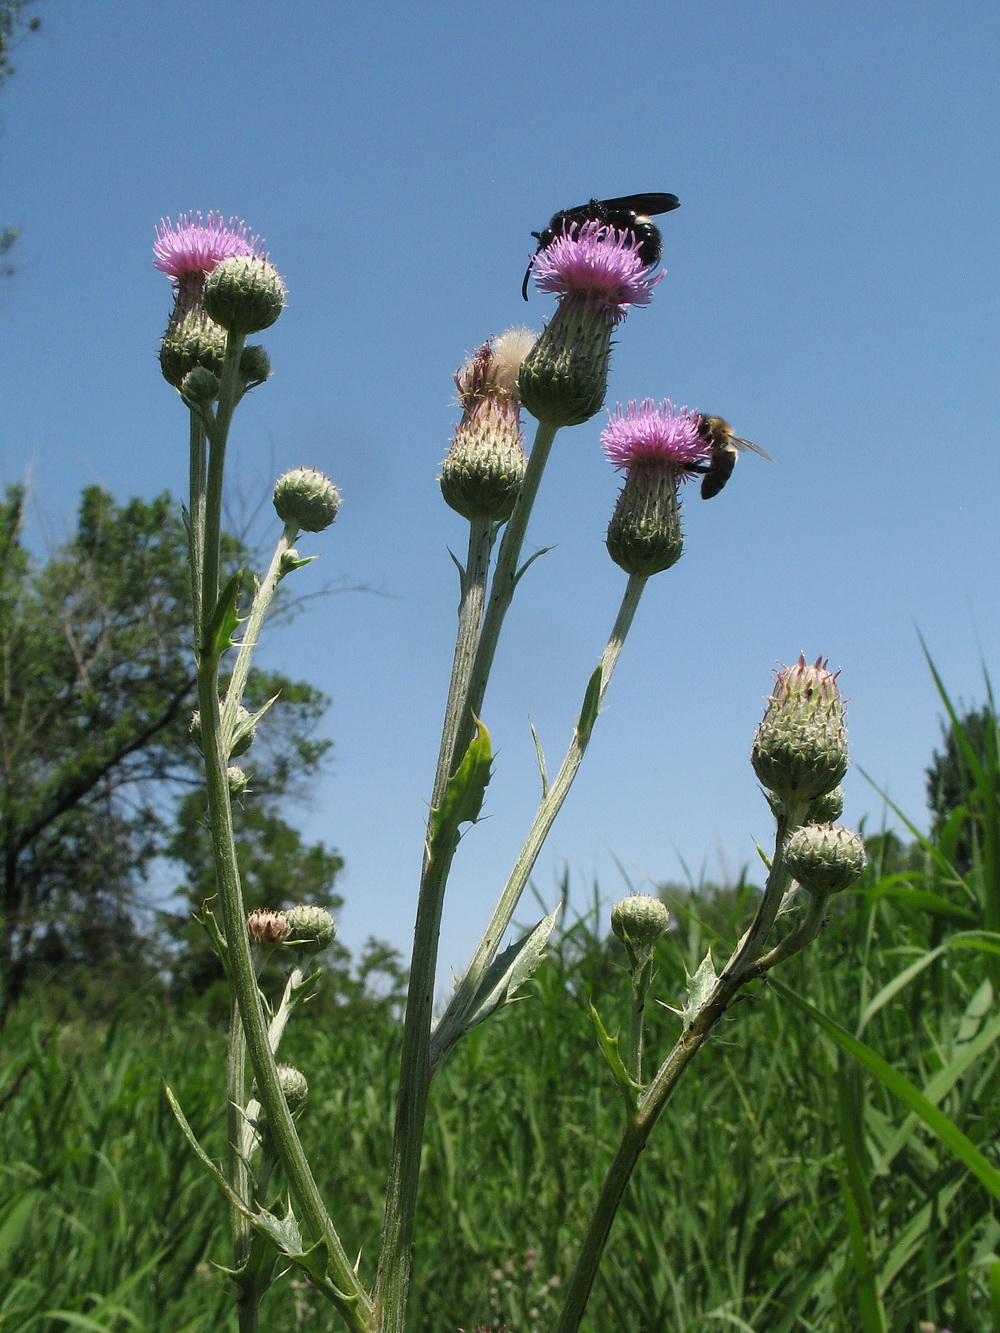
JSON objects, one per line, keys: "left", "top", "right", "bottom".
{"left": 590, "top": 1003, "right": 640, "bottom": 1118}
{"left": 576, "top": 664, "right": 603, "bottom": 749}
{"left": 203, "top": 568, "right": 244, "bottom": 660}
{"left": 429, "top": 719, "right": 493, "bottom": 859}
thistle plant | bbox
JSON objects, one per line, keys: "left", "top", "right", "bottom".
{"left": 156, "top": 208, "right": 867, "bottom": 1333}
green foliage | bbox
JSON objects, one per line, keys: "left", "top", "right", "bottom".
{"left": 0, "top": 486, "right": 342, "bottom": 1021}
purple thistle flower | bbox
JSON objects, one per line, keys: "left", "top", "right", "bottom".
{"left": 530, "top": 220, "right": 662, "bottom": 321}
{"left": 602, "top": 399, "right": 708, "bottom": 474}
{"left": 153, "top": 212, "right": 264, "bottom": 300}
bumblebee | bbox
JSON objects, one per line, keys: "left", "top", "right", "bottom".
{"left": 522, "top": 192, "right": 680, "bottom": 300}
{"left": 691, "top": 416, "right": 774, "bottom": 499}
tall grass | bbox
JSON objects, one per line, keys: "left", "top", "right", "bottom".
{"left": 2, "top": 682, "right": 998, "bottom": 1331}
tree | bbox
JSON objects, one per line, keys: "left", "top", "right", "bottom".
{"left": 1, "top": 0, "right": 42, "bottom": 277}
{"left": 926, "top": 702, "right": 1000, "bottom": 877}
{"left": 0, "top": 485, "right": 341, "bottom": 1020}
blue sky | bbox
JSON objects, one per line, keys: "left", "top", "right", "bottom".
{"left": 2, "top": 0, "right": 997, "bottom": 980}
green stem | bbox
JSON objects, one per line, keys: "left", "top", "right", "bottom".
{"left": 552, "top": 802, "right": 809, "bottom": 1333}
{"left": 626, "top": 955, "right": 653, "bottom": 1085}
{"left": 191, "top": 336, "right": 372, "bottom": 1331}
{"left": 374, "top": 429, "right": 561, "bottom": 1331}
{"left": 188, "top": 411, "right": 207, "bottom": 647}
{"left": 221, "top": 523, "right": 297, "bottom": 735}
{"left": 431, "top": 574, "right": 647, "bottom": 1068}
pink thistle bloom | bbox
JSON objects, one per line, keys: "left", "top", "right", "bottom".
{"left": 602, "top": 399, "right": 708, "bottom": 473}
{"left": 530, "top": 220, "right": 662, "bottom": 321}
{"left": 153, "top": 212, "right": 264, "bottom": 290}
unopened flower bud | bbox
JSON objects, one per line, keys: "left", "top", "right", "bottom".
{"left": 273, "top": 467, "right": 340, "bottom": 533}
{"left": 751, "top": 656, "right": 849, "bottom": 804}
{"left": 239, "top": 343, "right": 271, "bottom": 388}
{"left": 204, "top": 255, "right": 286, "bottom": 335}
{"left": 180, "top": 366, "right": 220, "bottom": 403}
{"left": 159, "top": 308, "right": 227, "bottom": 388}
{"left": 285, "top": 903, "right": 337, "bottom": 953}
{"left": 190, "top": 702, "right": 256, "bottom": 759}
{"left": 247, "top": 908, "right": 291, "bottom": 947}
{"left": 441, "top": 399, "right": 526, "bottom": 520}
{"left": 784, "top": 823, "right": 868, "bottom": 895}
{"left": 611, "top": 893, "right": 670, "bottom": 962}
{"left": 227, "top": 764, "right": 250, "bottom": 795}
{"left": 252, "top": 1063, "right": 308, "bottom": 1113}
{"left": 767, "top": 785, "right": 846, "bottom": 825}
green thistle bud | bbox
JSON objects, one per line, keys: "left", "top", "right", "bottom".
{"left": 273, "top": 467, "right": 341, "bottom": 533}
{"left": 203, "top": 255, "right": 286, "bottom": 335}
{"left": 751, "top": 655, "right": 849, "bottom": 804}
{"left": 517, "top": 302, "right": 613, "bottom": 428}
{"left": 190, "top": 702, "right": 256, "bottom": 759}
{"left": 784, "top": 823, "right": 868, "bottom": 895}
{"left": 180, "top": 366, "right": 220, "bottom": 404}
{"left": 252, "top": 1063, "right": 309, "bottom": 1114}
{"left": 441, "top": 399, "right": 527, "bottom": 521}
{"left": 239, "top": 343, "right": 271, "bottom": 389}
{"left": 611, "top": 893, "right": 670, "bottom": 963}
{"left": 767, "top": 785, "right": 846, "bottom": 825}
{"left": 285, "top": 903, "right": 337, "bottom": 953}
{"left": 247, "top": 908, "right": 291, "bottom": 947}
{"left": 606, "top": 464, "right": 684, "bottom": 576}
{"left": 159, "top": 308, "right": 226, "bottom": 388}
{"left": 227, "top": 764, "right": 250, "bottom": 795}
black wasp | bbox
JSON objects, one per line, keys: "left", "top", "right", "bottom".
{"left": 521, "top": 192, "right": 680, "bottom": 300}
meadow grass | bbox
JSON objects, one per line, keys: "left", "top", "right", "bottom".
{"left": 3, "top": 669, "right": 999, "bottom": 1333}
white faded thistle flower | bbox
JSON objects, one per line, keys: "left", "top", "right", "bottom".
{"left": 518, "top": 222, "right": 662, "bottom": 428}
{"left": 751, "top": 656, "right": 849, "bottom": 804}
{"left": 611, "top": 894, "right": 670, "bottom": 961}
{"left": 601, "top": 400, "right": 710, "bottom": 576}
{"left": 285, "top": 903, "right": 337, "bottom": 953}
{"left": 442, "top": 336, "right": 529, "bottom": 521}
{"left": 273, "top": 467, "right": 341, "bottom": 533}
{"left": 784, "top": 823, "right": 868, "bottom": 895}
{"left": 204, "top": 255, "right": 286, "bottom": 335}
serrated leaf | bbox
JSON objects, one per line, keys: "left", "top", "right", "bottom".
{"left": 429, "top": 719, "right": 493, "bottom": 859}
{"left": 663, "top": 950, "right": 718, "bottom": 1026}
{"left": 576, "top": 664, "right": 603, "bottom": 748}
{"left": 280, "top": 553, "right": 317, "bottom": 574}
{"left": 528, "top": 720, "right": 549, "bottom": 797}
{"left": 197, "top": 900, "right": 230, "bottom": 974}
{"left": 204, "top": 569, "right": 244, "bottom": 660}
{"left": 464, "top": 907, "right": 560, "bottom": 1031}
{"left": 590, "top": 1003, "right": 640, "bottom": 1117}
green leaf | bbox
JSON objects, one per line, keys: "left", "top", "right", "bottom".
{"left": 769, "top": 976, "right": 1000, "bottom": 1203}
{"left": 463, "top": 908, "right": 561, "bottom": 1032}
{"left": 590, "top": 1003, "right": 640, "bottom": 1119}
{"left": 575, "top": 664, "right": 603, "bottom": 749}
{"left": 203, "top": 568, "right": 243, "bottom": 660}
{"left": 429, "top": 719, "right": 493, "bottom": 859}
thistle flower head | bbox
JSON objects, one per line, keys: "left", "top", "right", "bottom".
{"left": 247, "top": 908, "right": 291, "bottom": 948}
{"left": 443, "top": 334, "right": 529, "bottom": 521}
{"left": 784, "top": 823, "right": 869, "bottom": 895}
{"left": 273, "top": 467, "right": 341, "bottom": 533}
{"left": 153, "top": 212, "right": 263, "bottom": 307}
{"left": 530, "top": 220, "right": 662, "bottom": 320}
{"left": 611, "top": 893, "right": 670, "bottom": 967}
{"left": 601, "top": 399, "right": 708, "bottom": 474}
{"left": 751, "top": 656, "right": 850, "bottom": 805}
{"left": 285, "top": 903, "right": 337, "bottom": 953}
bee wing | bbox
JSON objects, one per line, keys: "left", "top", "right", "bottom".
{"left": 731, "top": 437, "right": 775, "bottom": 463}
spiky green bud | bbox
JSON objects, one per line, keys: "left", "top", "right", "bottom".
{"left": 751, "top": 656, "right": 849, "bottom": 804}
{"left": 159, "top": 308, "right": 227, "bottom": 388}
{"left": 190, "top": 702, "right": 256, "bottom": 759}
{"left": 606, "top": 464, "right": 684, "bottom": 576}
{"left": 180, "top": 366, "right": 220, "bottom": 404}
{"left": 227, "top": 764, "right": 250, "bottom": 795}
{"left": 252, "top": 1063, "right": 309, "bottom": 1114}
{"left": 285, "top": 903, "right": 337, "bottom": 953}
{"left": 784, "top": 823, "right": 868, "bottom": 895}
{"left": 517, "top": 301, "right": 612, "bottom": 428}
{"left": 203, "top": 255, "right": 286, "bottom": 335}
{"left": 768, "top": 784, "right": 846, "bottom": 826}
{"left": 239, "top": 343, "right": 272, "bottom": 388}
{"left": 611, "top": 893, "right": 670, "bottom": 963}
{"left": 441, "top": 399, "right": 526, "bottom": 520}
{"left": 273, "top": 467, "right": 341, "bottom": 533}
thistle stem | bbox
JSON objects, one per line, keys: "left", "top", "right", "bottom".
{"left": 375, "top": 423, "right": 560, "bottom": 1331}
{"left": 431, "top": 574, "right": 647, "bottom": 1069}
{"left": 552, "top": 802, "right": 809, "bottom": 1333}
